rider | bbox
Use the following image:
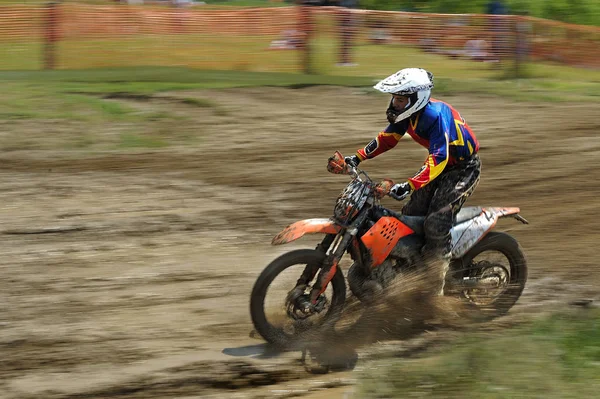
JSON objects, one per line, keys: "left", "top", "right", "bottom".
{"left": 346, "top": 68, "right": 481, "bottom": 283}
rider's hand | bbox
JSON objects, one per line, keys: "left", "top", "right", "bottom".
{"left": 327, "top": 154, "right": 347, "bottom": 174}
{"left": 389, "top": 182, "right": 412, "bottom": 201}
{"left": 344, "top": 155, "right": 361, "bottom": 168}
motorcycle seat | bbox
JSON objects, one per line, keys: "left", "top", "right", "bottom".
{"left": 397, "top": 206, "right": 483, "bottom": 235}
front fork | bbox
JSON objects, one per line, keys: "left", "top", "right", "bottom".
{"left": 294, "top": 233, "right": 336, "bottom": 289}
{"left": 308, "top": 230, "right": 355, "bottom": 304}
{"left": 288, "top": 210, "right": 369, "bottom": 319}
{"left": 297, "top": 217, "right": 367, "bottom": 306}
{"left": 287, "top": 233, "right": 346, "bottom": 318}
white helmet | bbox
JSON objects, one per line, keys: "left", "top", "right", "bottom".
{"left": 374, "top": 68, "right": 434, "bottom": 123}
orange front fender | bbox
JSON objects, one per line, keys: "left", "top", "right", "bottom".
{"left": 272, "top": 218, "right": 342, "bottom": 245}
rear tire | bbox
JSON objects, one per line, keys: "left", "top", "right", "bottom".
{"left": 250, "top": 249, "right": 346, "bottom": 349}
{"left": 454, "top": 231, "right": 527, "bottom": 315}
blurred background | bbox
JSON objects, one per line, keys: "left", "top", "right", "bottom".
{"left": 2, "top": 0, "right": 599, "bottom": 72}
{"left": 0, "top": 1, "right": 599, "bottom": 398}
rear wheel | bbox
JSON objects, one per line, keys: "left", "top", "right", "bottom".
{"left": 250, "top": 249, "right": 346, "bottom": 349}
{"left": 451, "top": 232, "right": 527, "bottom": 316}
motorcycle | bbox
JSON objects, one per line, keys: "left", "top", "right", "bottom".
{"left": 250, "top": 151, "right": 528, "bottom": 348}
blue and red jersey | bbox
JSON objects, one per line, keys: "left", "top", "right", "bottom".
{"left": 356, "top": 99, "right": 480, "bottom": 190}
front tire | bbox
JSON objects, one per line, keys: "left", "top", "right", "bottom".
{"left": 250, "top": 249, "right": 346, "bottom": 349}
{"left": 452, "top": 231, "right": 527, "bottom": 315}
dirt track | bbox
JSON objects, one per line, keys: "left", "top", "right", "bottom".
{"left": 1, "top": 87, "right": 600, "bottom": 398}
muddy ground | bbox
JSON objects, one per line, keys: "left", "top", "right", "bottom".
{"left": 1, "top": 87, "right": 599, "bottom": 398}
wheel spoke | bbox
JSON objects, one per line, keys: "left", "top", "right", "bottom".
{"left": 463, "top": 250, "right": 512, "bottom": 306}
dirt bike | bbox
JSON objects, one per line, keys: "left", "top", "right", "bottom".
{"left": 250, "top": 151, "right": 529, "bottom": 348}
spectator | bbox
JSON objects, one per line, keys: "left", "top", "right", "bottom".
{"left": 486, "top": 0, "right": 509, "bottom": 61}
{"left": 515, "top": 11, "right": 532, "bottom": 63}
{"left": 337, "top": 0, "right": 358, "bottom": 66}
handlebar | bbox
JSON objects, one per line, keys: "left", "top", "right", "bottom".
{"left": 348, "top": 166, "right": 372, "bottom": 183}
{"left": 328, "top": 151, "right": 397, "bottom": 200}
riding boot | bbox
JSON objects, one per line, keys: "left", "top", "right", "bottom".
{"left": 421, "top": 236, "right": 452, "bottom": 296}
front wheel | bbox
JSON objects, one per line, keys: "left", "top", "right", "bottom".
{"left": 250, "top": 249, "right": 346, "bottom": 349}
{"left": 451, "top": 231, "right": 527, "bottom": 316}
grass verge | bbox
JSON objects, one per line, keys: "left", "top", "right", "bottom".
{"left": 358, "top": 308, "right": 600, "bottom": 399}
{"left": 1, "top": 67, "right": 597, "bottom": 102}
{"left": 0, "top": 66, "right": 597, "bottom": 151}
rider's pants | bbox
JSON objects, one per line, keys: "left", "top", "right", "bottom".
{"left": 402, "top": 154, "right": 482, "bottom": 258}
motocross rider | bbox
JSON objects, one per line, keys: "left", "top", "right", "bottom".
{"left": 346, "top": 68, "right": 481, "bottom": 284}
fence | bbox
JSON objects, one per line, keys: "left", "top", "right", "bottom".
{"left": 0, "top": 3, "right": 598, "bottom": 73}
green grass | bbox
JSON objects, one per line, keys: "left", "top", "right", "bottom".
{"left": 0, "top": 64, "right": 597, "bottom": 129}
{"left": 358, "top": 308, "right": 600, "bottom": 399}
{"left": 0, "top": 87, "right": 140, "bottom": 122}
{"left": 0, "top": 68, "right": 378, "bottom": 152}
{"left": 64, "top": 94, "right": 137, "bottom": 119}
{"left": 0, "top": 67, "right": 377, "bottom": 93}
{"left": 98, "top": 100, "right": 133, "bottom": 117}
{"left": 2, "top": 66, "right": 599, "bottom": 98}
{"left": 0, "top": 66, "right": 598, "bottom": 129}
{"left": 0, "top": 60, "right": 596, "bottom": 151}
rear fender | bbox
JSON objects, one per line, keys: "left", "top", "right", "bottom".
{"left": 451, "top": 207, "right": 527, "bottom": 258}
{"left": 272, "top": 218, "right": 342, "bottom": 245}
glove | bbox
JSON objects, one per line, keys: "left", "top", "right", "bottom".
{"left": 345, "top": 155, "right": 361, "bottom": 168}
{"left": 327, "top": 153, "right": 347, "bottom": 174}
{"left": 374, "top": 179, "right": 394, "bottom": 199}
{"left": 389, "top": 182, "right": 412, "bottom": 201}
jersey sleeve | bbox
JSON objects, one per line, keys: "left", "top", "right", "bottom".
{"left": 356, "top": 123, "right": 406, "bottom": 161}
{"left": 408, "top": 117, "right": 450, "bottom": 190}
